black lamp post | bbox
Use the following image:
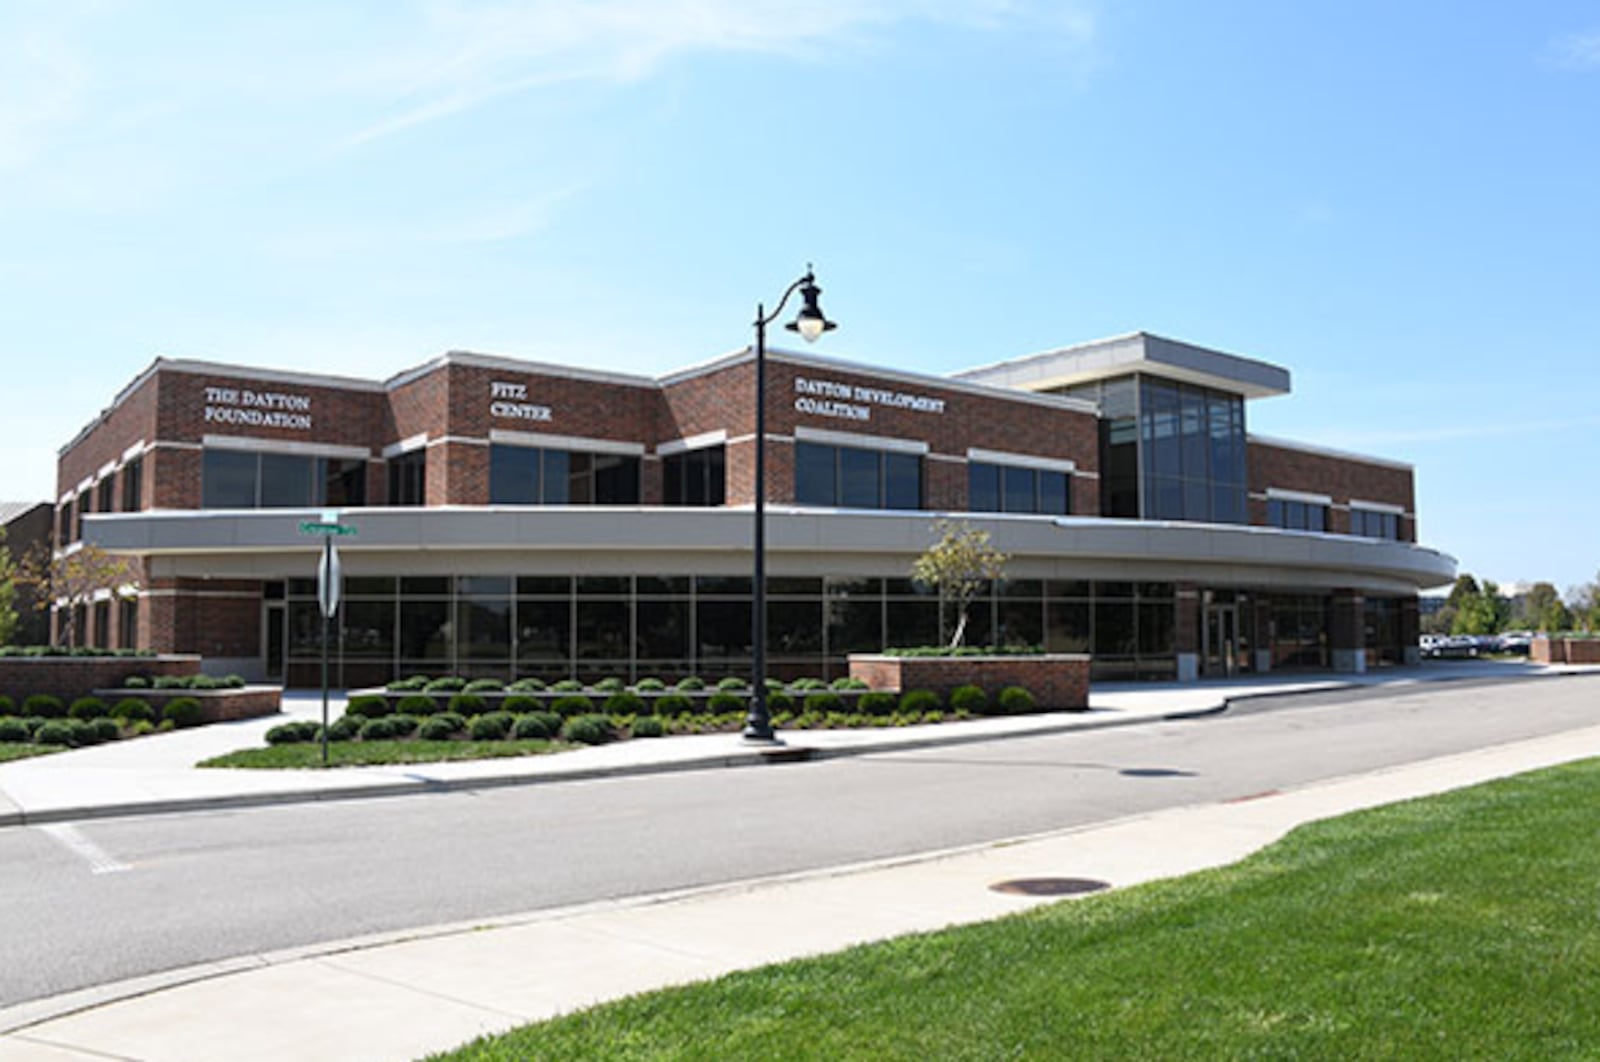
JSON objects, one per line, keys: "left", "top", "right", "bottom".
{"left": 745, "top": 267, "right": 837, "bottom": 742}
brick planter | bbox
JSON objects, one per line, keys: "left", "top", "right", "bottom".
{"left": 1532, "top": 637, "right": 1600, "bottom": 665}
{"left": 848, "top": 654, "right": 1091, "bottom": 710}
{"left": 94, "top": 686, "right": 283, "bottom": 724}
{"left": 0, "top": 655, "right": 201, "bottom": 703}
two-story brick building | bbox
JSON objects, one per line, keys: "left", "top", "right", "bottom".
{"left": 57, "top": 331, "right": 1454, "bottom": 686}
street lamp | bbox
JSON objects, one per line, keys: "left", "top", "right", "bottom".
{"left": 746, "top": 267, "right": 837, "bottom": 742}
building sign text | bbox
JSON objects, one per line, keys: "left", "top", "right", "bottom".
{"left": 793, "top": 377, "right": 946, "bottom": 422}
{"left": 203, "top": 386, "right": 313, "bottom": 430}
{"left": 489, "top": 381, "right": 553, "bottom": 422}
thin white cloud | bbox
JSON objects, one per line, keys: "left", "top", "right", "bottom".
{"left": 1549, "top": 28, "right": 1600, "bottom": 67}
{"left": 0, "top": 29, "right": 88, "bottom": 174}
{"left": 1313, "top": 413, "right": 1600, "bottom": 450}
{"left": 342, "top": 0, "right": 1096, "bottom": 147}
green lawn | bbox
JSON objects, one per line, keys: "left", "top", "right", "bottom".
{"left": 431, "top": 758, "right": 1600, "bottom": 1060}
{"left": 199, "top": 738, "right": 566, "bottom": 768}
{"left": 0, "top": 742, "right": 60, "bottom": 763}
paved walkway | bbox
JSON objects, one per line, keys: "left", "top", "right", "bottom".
{"left": 0, "top": 660, "right": 1595, "bottom": 1061}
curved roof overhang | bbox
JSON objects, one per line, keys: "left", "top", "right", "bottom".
{"left": 86, "top": 507, "right": 1456, "bottom": 595}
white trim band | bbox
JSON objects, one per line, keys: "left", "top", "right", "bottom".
{"left": 488, "top": 429, "right": 646, "bottom": 456}
{"left": 1265, "top": 487, "right": 1333, "bottom": 506}
{"left": 382, "top": 433, "right": 430, "bottom": 458}
{"left": 793, "top": 425, "right": 930, "bottom": 455}
{"left": 656, "top": 430, "right": 728, "bottom": 457}
{"left": 966, "top": 448, "right": 1077, "bottom": 475}
{"left": 1349, "top": 499, "right": 1406, "bottom": 515}
{"left": 202, "top": 435, "right": 372, "bottom": 460}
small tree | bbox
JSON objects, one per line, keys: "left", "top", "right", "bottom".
{"left": 911, "top": 519, "right": 1008, "bottom": 649}
{"left": 0, "top": 529, "right": 17, "bottom": 646}
{"left": 1520, "top": 581, "right": 1572, "bottom": 633}
{"left": 13, "top": 543, "right": 137, "bottom": 647}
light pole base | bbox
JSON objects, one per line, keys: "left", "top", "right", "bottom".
{"left": 741, "top": 725, "right": 784, "bottom": 745}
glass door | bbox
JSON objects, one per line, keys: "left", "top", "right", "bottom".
{"left": 264, "top": 602, "right": 287, "bottom": 684}
{"left": 1204, "top": 604, "right": 1237, "bottom": 677}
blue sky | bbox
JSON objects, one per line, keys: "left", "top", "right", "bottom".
{"left": 2, "top": 2, "right": 1597, "bottom": 597}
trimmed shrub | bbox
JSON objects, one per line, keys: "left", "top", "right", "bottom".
{"left": 803, "top": 691, "right": 845, "bottom": 714}
{"left": 0, "top": 695, "right": 10, "bottom": 715}
{"left": 631, "top": 715, "right": 666, "bottom": 738}
{"left": 111, "top": 698, "right": 156, "bottom": 723}
{"left": 503, "top": 695, "right": 542, "bottom": 714}
{"left": 560, "top": 713, "right": 614, "bottom": 746}
{"left": 997, "top": 685, "right": 1037, "bottom": 715}
{"left": 389, "top": 713, "right": 420, "bottom": 737}
{"left": 767, "top": 692, "right": 795, "bottom": 714}
{"left": 463, "top": 678, "right": 505, "bottom": 693}
{"left": 222, "top": 674, "right": 247, "bottom": 689}
{"left": 949, "top": 684, "right": 989, "bottom": 715}
{"left": 655, "top": 694, "right": 693, "bottom": 718}
{"left": 593, "top": 676, "right": 625, "bottom": 694}
{"left": 21, "top": 717, "right": 47, "bottom": 737}
{"left": 550, "top": 679, "right": 585, "bottom": 693}
{"left": 468, "top": 711, "right": 515, "bottom": 741}
{"left": 417, "top": 715, "right": 462, "bottom": 741}
{"left": 358, "top": 717, "right": 399, "bottom": 741}
{"left": 707, "top": 691, "right": 745, "bottom": 715}
{"left": 859, "top": 691, "right": 897, "bottom": 717}
{"left": 266, "top": 720, "right": 320, "bottom": 745}
{"left": 675, "top": 676, "right": 706, "bottom": 691}
{"left": 511, "top": 713, "right": 555, "bottom": 740}
{"left": 603, "top": 691, "right": 646, "bottom": 716}
{"left": 715, "top": 676, "right": 748, "bottom": 691}
{"left": 161, "top": 697, "right": 205, "bottom": 728}
{"left": 633, "top": 677, "right": 666, "bottom": 692}
{"left": 90, "top": 717, "right": 122, "bottom": 743}
{"left": 830, "top": 676, "right": 869, "bottom": 691}
{"left": 508, "top": 677, "right": 547, "bottom": 693}
{"left": 789, "top": 677, "right": 827, "bottom": 692}
{"left": 387, "top": 674, "right": 430, "bottom": 692}
{"left": 34, "top": 720, "right": 74, "bottom": 746}
{"left": 0, "top": 717, "right": 29, "bottom": 742}
{"left": 153, "top": 675, "right": 187, "bottom": 690}
{"left": 344, "top": 695, "right": 393, "bottom": 719}
{"left": 123, "top": 675, "right": 150, "bottom": 689}
{"left": 899, "top": 689, "right": 942, "bottom": 715}
{"left": 424, "top": 676, "right": 467, "bottom": 693}
{"left": 325, "top": 713, "right": 362, "bottom": 741}
{"left": 68, "top": 697, "right": 109, "bottom": 720}
{"left": 448, "top": 693, "right": 488, "bottom": 716}
{"left": 23, "top": 694, "right": 64, "bottom": 719}
{"left": 550, "top": 694, "right": 595, "bottom": 718}
{"left": 396, "top": 693, "right": 438, "bottom": 716}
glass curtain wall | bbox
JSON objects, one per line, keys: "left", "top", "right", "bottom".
{"left": 281, "top": 575, "right": 1181, "bottom": 686}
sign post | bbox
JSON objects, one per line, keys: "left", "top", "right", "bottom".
{"left": 300, "top": 514, "right": 356, "bottom": 766}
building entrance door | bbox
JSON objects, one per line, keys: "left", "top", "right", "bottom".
{"left": 264, "top": 602, "right": 286, "bottom": 684}
{"left": 1204, "top": 604, "right": 1238, "bottom": 677}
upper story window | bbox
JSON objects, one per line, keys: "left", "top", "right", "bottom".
{"left": 1266, "top": 495, "right": 1328, "bottom": 532}
{"left": 201, "top": 449, "right": 367, "bottom": 509}
{"left": 96, "top": 476, "right": 114, "bottom": 514}
{"left": 74, "top": 489, "right": 88, "bottom": 540}
{"left": 795, "top": 440, "right": 922, "bottom": 510}
{"left": 663, "top": 445, "right": 725, "bottom": 506}
{"left": 1350, "top": 505, "right": 1400, "bottom": 540}
{"left": 489, "top": 444, "right": 640, "bottom": 505}
{"left": 57, "top": 499, "right": 73, "bottom": 547}
{"left": 968, "top": 459, "right": 1071, "bottom": 516}
{"left": 388, "top": 449, "right": 426, "bottom": 506}
{"left": 121, "top": 456, "right": 143, "bottom": 512}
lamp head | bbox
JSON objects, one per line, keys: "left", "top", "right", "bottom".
{"left": 785, "top": 271, "right": 837, "bottom": 344}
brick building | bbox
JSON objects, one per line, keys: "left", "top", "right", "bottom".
{"left": 57, "top": 331, "right": 1454, "bottom": 686}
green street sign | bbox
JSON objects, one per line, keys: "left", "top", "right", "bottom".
{"left": 298, "top": 521, "right": 358, "bottom": 536}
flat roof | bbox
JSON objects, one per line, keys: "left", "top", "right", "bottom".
{"left": 953, "top": 331, "right": 1292, "bottom": 400}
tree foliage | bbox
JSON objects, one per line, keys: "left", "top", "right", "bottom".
{"left": 1518, "top": 581, "right": 1572, "bottom": 633}
{"left": 11, "top": 543, "right": 137, "bottom": 647}
{"left": 911, "top": 519, "right": 1008, "bottom": 649}
{"left": 0, "top": 529, "right": 17, "bottom": 646}
{"left": 1447, "top": 574, "right": 1508, "bottom": 636}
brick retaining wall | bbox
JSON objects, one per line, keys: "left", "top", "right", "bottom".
{"left": 93, "top": 686, "right": 283, "bottom": 723}
{"left": 847, "top": 654, "right": 1090, "bottom": 710}
{"left": 1532, "top": 637, "right": 1600, "bottom": 665}
{"left": 0, "top": 655, "right": 201, "bottom": 703}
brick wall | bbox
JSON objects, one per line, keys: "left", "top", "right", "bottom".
{"left": 848, "top": 653, "right": 1090, "bottom": 710}
{"left": 1249, "top": 439, "right": 1416, "bottom": 541}
{"left": 0, "top": 655, "right": 200, "bottom": 702}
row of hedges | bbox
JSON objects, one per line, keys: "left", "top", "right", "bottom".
{"left": 123, "top": 674, "right": 247, "bottom": 690}
{"left": 384, "top": 674, "right": 871, "bottom": 695}
{"left": 0, "top": 698, "right": 206, "bottom": 747}
{"left": 0, "top": 645, "right": 157, "bottom": 658}
{"left": 347, "top": 683, "right": 1036, "bottom": 721}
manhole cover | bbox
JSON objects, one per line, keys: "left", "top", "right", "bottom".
{"left": 989, "top": 877, "right": 1110, "bottom": 897}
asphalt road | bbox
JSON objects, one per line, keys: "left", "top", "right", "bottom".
{"left": 3, "top": 673, "right": 1597, "bottom": 1007}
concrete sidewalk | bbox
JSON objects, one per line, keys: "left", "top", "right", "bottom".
{"left": 0, "top": 659, "right": 1576, "bottom": 829}
{"left": 4, "top": 692, "right": 1598, "bottom": 1061}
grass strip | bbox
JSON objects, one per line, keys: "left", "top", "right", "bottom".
{"left": 199, "top": 739, "right": 565, "bottom": 769}
{"left": 0, "top": 742, "right": 60, "bottom": 762}
{"left": 431, "top": 758, "right": 1600, "bottom": 1060}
